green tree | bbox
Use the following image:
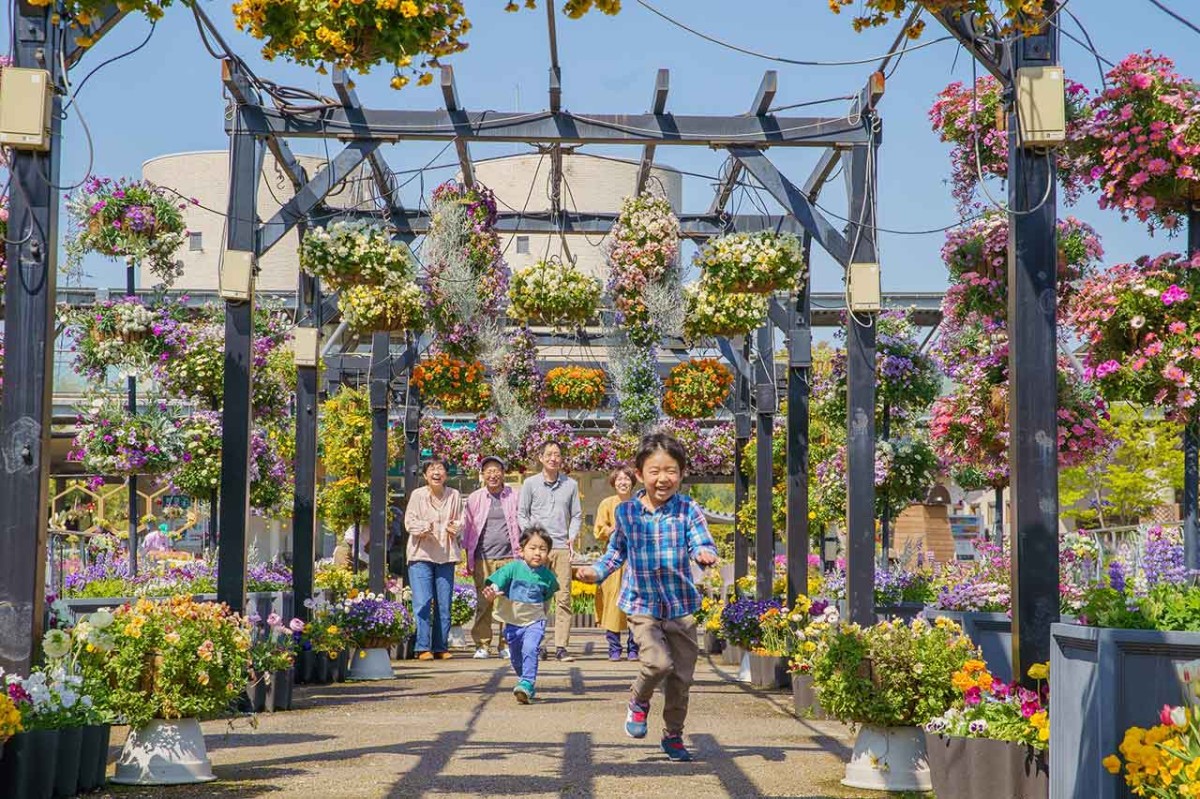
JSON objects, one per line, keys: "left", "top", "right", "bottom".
{"left": 1059, "top": 402, "right": 1184, "bottom": 528}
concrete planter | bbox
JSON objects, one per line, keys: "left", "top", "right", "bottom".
{"left": 348, "top": 648, "right": 395, "bottom": 680}
{"left": 572, "top": 612, "right": 596, "bottom": 629}
{"left": 925, "top": 734, "right": 1047, "bottom": 799}
{"left": 703, "top": 630, "right": 724, "bottom": 655}
{"left": 791, "top": 674, "right": 827, "bottom": 720}
{"left": 722, "top": 644, "right": 743, "bottom": 667}
{"left": 1050, "top": 623, "right": 1200, "bottom": 799}
{"left": 747, "top": 654, "right": 791, "bottom": 689}
{"left": 874, "top": 602, "right": 927, "bottom": 623}
{"left": 267, "top": 668, "right": 294, "bottom": 711}
{"left": 111, "top": 718, "right": 216, "bottom": 785}
{"left": 842, "top": 725, "right": 931, "bottom": 792}
{"left": 925, "top": 608, "right": 1014, "bottom": 683}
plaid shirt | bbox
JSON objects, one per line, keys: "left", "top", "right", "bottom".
{"left": 592, "top": 491, "right": 717, "bottom": 620}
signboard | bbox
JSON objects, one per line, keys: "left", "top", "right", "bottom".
{"left": 161, "top": 495, "right": 193, "bottom": 510}
{"left": 948, "top": 514, "right": 984, "bottom": 561}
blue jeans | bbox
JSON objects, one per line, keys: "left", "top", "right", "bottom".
{"left": 504, "top": 619, "right": 546, "bottom": 685}
{"left": 409, "top": 561, "right": 454, "bottom": 654}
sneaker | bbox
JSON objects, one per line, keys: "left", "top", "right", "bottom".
{"left": 539, "top": 647, "right": 549, "bottom": 661}
{"left": 661, "top": 736, "right": 693, "bottom": 762}
{"left": 625, "top": 699, "right": 650, "bottom": 739}
{"left": 499, "top": 648, "right": 510, "bottom": 660}
{"left": 555, "top": 648, "right": 575, "bottom": 662}
{"left": 627, "top": 649, "right": 640, "bottom": 662}
{"left": 608, "top": 651, "right": 623, "bottom": 662}
{"left": 472, "top": 647, "right": 491, "bottom": 659}
{"left": 513, "top": 680, "right": 534, "bottom": 704}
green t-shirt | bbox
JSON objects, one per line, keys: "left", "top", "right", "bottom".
{"left": 485, "top": 559, "right": 560, "bottom": 627}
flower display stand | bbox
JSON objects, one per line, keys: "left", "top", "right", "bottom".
{"left": 295, "top": 650, "right": 337, "bottom": 685}
{"left": 925, "top": 609, "right": 1014, "bottom": 682}
{"left": 925, "top": 734, "right": 1047, "bottom": 799}
{"left": 244, "top": 678, "right": 268, "bottom": 713}
{"left": 747, "top": 654, "right": 790, "bottom": 689}
{"left": 0, "top": 728, "right": 60, "bottom": 799}
{"left": 842, "top": 725, "right": 931, "bottom": 792}
{"left": 1050, "top": 623, "right": 1200, "bottom": 799}
{"left": 348, "top": 648, "right": 395, "bottom": 681}
{"left": 873, "top": 602, "right": 926, "bottom": 623}
{"left": 791, "top": 674, "right": 826, "bottom": 720}
{"left": 111, "top": 718, "right": 216, "bottom": 785}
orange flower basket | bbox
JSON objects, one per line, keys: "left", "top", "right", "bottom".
{"left": 544, "top": 366, "right": 608, "bottom": 410}
{"left": 663, "top": 359, "right": 733, "bottom": 419}
{"left": 411, "top": 352, "right": 491, "bottom": 414}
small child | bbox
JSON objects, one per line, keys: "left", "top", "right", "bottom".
{"left": 481, "top": 526, "right": 560, "bottom": 704}
{"left": 577, "top": 432, "right": 718, "bottom": 762}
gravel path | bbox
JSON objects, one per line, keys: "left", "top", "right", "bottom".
{"left": 96, "top": 630, "right": 895, "bottom": 799}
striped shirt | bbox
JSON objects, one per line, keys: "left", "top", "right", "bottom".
{"left": 591, "top": 491, "right": 717, "bottom": 620}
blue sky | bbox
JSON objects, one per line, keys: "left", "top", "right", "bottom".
{"left": 7, "top": 0, "right": 1200, "bottom": 293}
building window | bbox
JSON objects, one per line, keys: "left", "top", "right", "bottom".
{"left": 189, "top": 232, "right": 203, "bottom": 252}
{"left": 515, "top": 236, "right": 529, "bottom": 254}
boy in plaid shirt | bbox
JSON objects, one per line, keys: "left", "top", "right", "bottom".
{"left": 577, "top": 432, "right": 718, "bottom": 762}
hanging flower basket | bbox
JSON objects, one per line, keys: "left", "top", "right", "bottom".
{"left": 694, "top": 231, "right": 806, "bottom": 294}
{"left": 317, "top": 477, "right": 371, "bottom": 532}
{"left": 605, "top": 194, "right": 682, "bottom": 347}
{"left": 544, "top": 366, "right": 608, "bottom": 410}
{"left": 682, "top": 282, "right": 767, "bottom": 339}
{"left": 64, "top": 177, "right": 190, "bottom": 285}
{"left": 300, "top": 221, "right": 413, "bottom": 290}
{"left": 68, "top": 397, "right": 183, "bottom": 478}
{"left": 411, "top": 351, "right": 491, "bottom": 413}
{"left": 170, "top": 412, "right": 222, "bottom": 499}
{"left": 1079, "top": 51, "right": 1200, "bottom": 234}
{"left": 232, "top": 0, "right": 468, "bottom": 87}
{"left": 69, "top": 296, "right": 189, "bottom": 381}
{"left": 508, "top": 259, "right": 602, "bottom": 327}
{"left": 339, "top": 282, "right": 425, "bottom": 334}
{"left": 663, "top": 359, "right": 733, "bottom": 419}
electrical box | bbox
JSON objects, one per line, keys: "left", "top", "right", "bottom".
{"left": 219, "top": 249, "right": 255, "bottom": 302}
{"left": 1016, "top": 66, "right": 1066, "bottom": 147}
{"left": 293, "top": 328, "right": 320, "bottom": 368}
{"left": 847, "top": 262, "right": 881, "bottom": 313}
{"left": 0, "top": 67, "right": 54, "bottom": 151}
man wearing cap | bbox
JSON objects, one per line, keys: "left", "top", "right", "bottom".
{"left": 462, "top": 455, "right": 522, "bottom": 659}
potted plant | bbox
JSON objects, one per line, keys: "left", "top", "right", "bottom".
{"left": 694, "top": 596, "right": 724, "bottom": 655}
{"left": 509, "top": 258, "right": 602, "bottom": 327}
{"left": 67, "top": 296, "right": 188, "bottom": 381}
{"left": 924, "top": 662, "right": 1050, "bottom": 799}
{"left": 339, "top": 282, "right": 425, "bottom": 335}
{"left": 693, "top": 231, "right": 806, "bottom": 294}
{"left": 682, "top": 282, "right": 767, "bottom": 340}
{"left": 811, "top": 617, "right": 978, "bottom": 792}
{"left": 247, "top": 614, "right": 303, "bottom": 710}
{"left": 662, "top": 359, "right": 733, "bottom": 420}
{"left": 605, "top": 193, "right": 681, "bottom": 348}
{"left": 788, "top": 599, "right": 839, "bottom": 721}
{"left": 411, "top": 352, "right": 492, "bottom": 414}
{"left": 68, "top": 397, "right": 183, "bottom": 480}
{"left": 571, "top": 581, "right": 597, "bottom": 629}
{"left": 544, "top": 366, "right": 608, "bottom": 410}
{"left": 299, "top": 220, "right": 413, "bottom": 290}
{"left": 297, "top": 598, "right": 352, "bottom": 685}
{"left": 333, "top": 592, "right": 412, "bottom": 681}
{"left": 79, "top": 597, "right": 251, "bottom": 786}
{"left": 719, "top": 598, "right": 782, "bottom": 682}
{"left": 64, "top": 176, "right": 190, "bottom": 286}
{"left": 748, "top": 605, "right": 794, "bottom": 690}
{"left": 448, "top": 584, "right": 478, "bottom": 650}
{"left": 828, "top": 0, "right": 1054, "bottom": 37}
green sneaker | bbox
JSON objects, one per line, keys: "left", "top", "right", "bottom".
{"left": 514, "top": 680, "right": 534, "bottom": 704}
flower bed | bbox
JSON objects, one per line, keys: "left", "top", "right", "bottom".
{"left": 544, "top": 366, "right": 607, "bottom": 410}
{"left": 411, "top": 352, "right": 491, "bottom": 414}
{"left": 69, "top": 398, "right": 182, "bottom": 479}
{"left": 508, "top": 259, "right": 602, "bottom": 327}
{"left": 662, "top": 358, "right": 733, "bottom": 419}
{"left": 694, "top": 231, "right": 806, "bottom": 294}
{"left": 339, "top": 282, "right": 425, "bottom": 334}
{"left": 300, "top": 220, "right": 413, "bottom": 290}
{"left": 233, "top": 0, "right": 468, "bottom": 85}
{"left": 1080, "top": 51, "right": 1200, "bottom": 234}
{"left": 682, "top": 282, "right": 767, "bottom": 339}
{"left": 65, "top": 177, "right": 189, "bottom": 285}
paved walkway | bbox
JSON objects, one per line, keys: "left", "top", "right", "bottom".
{"left": 100, "top": 630, "right": 895, "bottom": 799}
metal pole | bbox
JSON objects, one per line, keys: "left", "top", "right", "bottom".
{"left": 0, "top": 0, "right": 61, "bottom": 674}
{"left": 754, "top": 324, "right": 776, "bottom": 601}
{"left": 786, "top": 278, "right": 812, "bottom": 605}
{"left": 993, "top": 486, "right": 1004, "bottom": 544}
{"left": 216, "top": 104, "right": 263, "bottom": 612}
{"left": 127, "top": 261, "right": 139, "bottom": 575}
{"left": 368, "top": 331, "right": 390, "bottom": 594}
{"left": 292, "top": 345, "right": 318, "bottom": 622}
{"left": 1186, "top": 207, "right": 1200, "bottom": 571}
{"left": 1008, "top": 10, "right": 1060, "bottom": 683}
{"left": 844, "top": 144, "right": 878, "bottom": 627}
{"left": 733, "top": 336, "right": 752, "bottom": 586}
{"left": 401, "top": 388, "right": 421, "bottom": 581}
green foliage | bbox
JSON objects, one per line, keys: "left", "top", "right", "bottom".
{"left": 1082, "top": 585, "right": 1200, "bottom": 632}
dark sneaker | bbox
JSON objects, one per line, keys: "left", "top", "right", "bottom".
{"left": 514, "top": 680, "right": 534, "bottom": 704}
{"left": 625, "top": 699, "right": 650, "bottom": 739}
{"left": 555, "top": 648, "right": 575, "bottom": 662}
{"left": 661, "top": 736, "right": 693, "bottom": 762}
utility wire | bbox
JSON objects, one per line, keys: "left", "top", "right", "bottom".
{"left": 1142, "top": 0, "right": 1200, "bottom": 36}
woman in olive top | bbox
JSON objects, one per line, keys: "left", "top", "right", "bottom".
{"left": 593, "top": 466, "right": 638, "bottom": 661}
{"left": 404, "top": 457, "right": 464, "bottom": 661}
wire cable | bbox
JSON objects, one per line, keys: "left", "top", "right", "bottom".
{"left": 635, "top": 0, "right": 954, "bottom": 67}
{"left": 63, "top": 21, "right": 156, "bottom": 111}
{"left": 1142, "top": 0, "right": 1200, "bottom": 36}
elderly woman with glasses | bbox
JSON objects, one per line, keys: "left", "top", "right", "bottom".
{"left": 404, "top": 457, "right": 464, "bottom": 661}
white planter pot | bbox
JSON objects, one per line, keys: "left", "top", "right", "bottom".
{"left": 348, "top": 647, "right": 395, "bottom": 681}
{"left": 738, "top": 651, "right": 751, "bottom": 683}
{"left": 842, "top": 724, "right": 931, "bottom": 793}
{"left": 111, "top": 718, "right": 216, "bottom": 785}
{"left": 447, "top": 625, "right": 467, "bottom": 649}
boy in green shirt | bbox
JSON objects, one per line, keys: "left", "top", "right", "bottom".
{"left": 482, "top": 526, "right": 560, "bottom": 703}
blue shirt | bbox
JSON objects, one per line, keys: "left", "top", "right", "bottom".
{"left": 591, "top": 491, "right": 717, "bottom": 620}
